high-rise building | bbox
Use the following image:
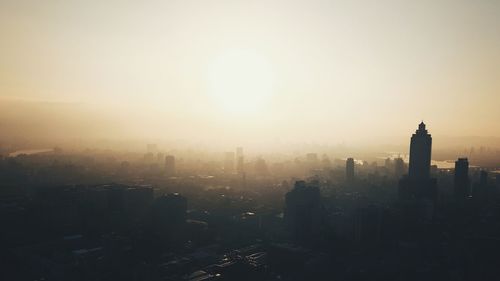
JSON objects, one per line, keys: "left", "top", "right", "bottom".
{"left": 346, "top": 158, "right": 355, "bottom": 182}
{"left": 454, "top": 158, "right": 470, "bottom": 200}
{"left": 408, "top": 122, "right": 432, "bottom": 181}
{"left": 224, "top": 152, "right": 235, "bottom": 174}
{"left": 165, "top": 155, "right": 176, "bottom": 175}
{"left": 398, "top": 122, "right": 437, "bottom": 204}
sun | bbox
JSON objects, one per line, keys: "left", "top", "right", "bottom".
{"left": 207, "top": 49, "right": 274, "bottom": 114}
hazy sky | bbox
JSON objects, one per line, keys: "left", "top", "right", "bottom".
{"left": 1, "top": 0, "right": 499, "bottom": 144}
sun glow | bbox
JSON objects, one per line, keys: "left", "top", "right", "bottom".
{"left": 207, "top": 49, "right": 274, "bottom": 114}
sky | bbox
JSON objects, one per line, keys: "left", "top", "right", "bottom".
{"left": 1, "top": 0, "right": 499, "bottom": 146}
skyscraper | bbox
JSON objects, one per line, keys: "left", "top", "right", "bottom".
{"left": 398, "top": 122, "right": 437, "bottom": 204}
{"left": 454, "top": 158, "right": 470, "bottom": 200}
{"left": 346, "top": 158, "right": 355, "bottom": 182}
{"left": 408, "top": 122, "right": 432, "bottom": 181}
{"left": 165, "top": 155, "right": 176, "bottom": 176}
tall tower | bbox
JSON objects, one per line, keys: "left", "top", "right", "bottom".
{"left": 454, "top": 158, "right": 470, "bottom": 200}
{"left": 398, "top": 122, "right": 437, "bottom": 207}
{"left": 346, "top": 158, "right": 355, "bottom": 182}
{"left": 408, "top": 122, "right": 432, "bottom": 181}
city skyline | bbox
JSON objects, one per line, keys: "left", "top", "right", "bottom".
{"left": 1, "top": 1, "right": 500, "bottom": 280}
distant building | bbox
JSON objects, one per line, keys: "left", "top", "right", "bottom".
{"left": 346, "top": 158, "right": 355, "bottom": 182}
{"left": 480, "top": 170, "right": 488, "bottom": 186}
{"left": 473, "top": 170, "right": 489, "bottom": 200}
{"left": 385, "top": 157, "right": 391, "bottom": 167}
{"left": 306, "top": 153, "right": 318, "bottom": 162}
{"left": 165, "top": 155, "right": 176, "bottom": 175}
{"left": 236, "top": 147, "right": 243, "bottom": 158}
{"left": 147, "top": 143, "right": 158, "bottom": 153}
{"left": 454, "top": 158, "right": 470, "bottom": 200}
{"left": 394, "top": 157, "right": 405, "bottom": 179}
{"left": 284, "top": 181, "right": 322, "bottom": 242}
{"left": 144, "top": 152, "right": 155, "bottom": 163}
{"left": 255, "top": 157, "right": 269, "bottom": 177}
{"left": 385, "top": 158, "right": 392, "bottom": 171}
{"left": 157, "top": 152, "right": 165, "bottom": 162}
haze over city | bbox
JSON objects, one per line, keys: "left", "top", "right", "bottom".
{"left": 1, "top": 0, "right": 500, "bottom": 147}
{"left": 1, "top": 1, "right": 500, "bottom": 281}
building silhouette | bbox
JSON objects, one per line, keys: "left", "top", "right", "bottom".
{"left": 473, "top": 170, "right": 489, "bottom": 200}
{"left": 454, "top": 158, "right": 470, "bottom": 200}
{"left": 346, "top": 158, "right": 355, "bottom": 182}
{"left": 255, "top": 157, "right": 269, "bottom": 177}
{"left": 408, "top": 122, "right": 432, "bottom": 181}
{"left": 165, "top": 155, "right": 176, "bottom": 176}
{"left": 147, "top": 143, "right": 158, "bottom": 154}
{"left": 398, "top": 122, "right": 437, "bottom": 205}
{"left": 394, "top": 157, "right": 406, "bottom": 179}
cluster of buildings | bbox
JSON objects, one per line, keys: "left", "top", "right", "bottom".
{"left": 2, "top": 122, "right": 500, "bottom": 280}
